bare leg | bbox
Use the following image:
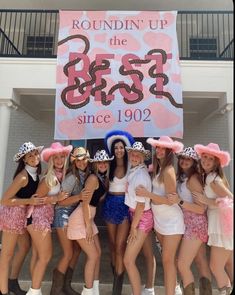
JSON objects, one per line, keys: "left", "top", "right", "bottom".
{"left": 27, "top": 225, "right": 52, "bottom": 289}
{"left": 0, "top": 232, "right": 18, "bottom": 293}
{"left": 93, "top": 235, "right": 101, "bottom": 280}
{"left": 77, "top": 236, "right": 99, "bottom": 288}
{"left": 225, "top": 252, "right": 233, "bottom": 285}
{"left": 161, "top": 234, "right": 182, "bottom": 295}
{"left": 142, "top": 232, "right": 156, "bottom": 289}
{"left": 114, "top": 219, "right": 129, "bottom": 274}
{"left": 178, "top": 238, "right": 202, "bottom": 287}
{"left": 194, "top": 243, "right": 211, "bottom": 281}
{"left": 69, "top": 242, "right": 81, "bottom": 269}
{"left": 106, "top": 223, "right": 118, "bottom": 269}
{"left": 56, "top": 228, "right": 73, "bottom": 273}
{"left": 10, "top": 232, "right": 31, "bottom": 278}
{"left": 30, "top": 241, "right": 38, "bottom": 278}
{"left": 124, "top": 229, "right": 148, "bottom": 295}
{"left": 210, "top": 246, "right": 232, "bottom": 288}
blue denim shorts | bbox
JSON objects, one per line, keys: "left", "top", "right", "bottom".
{"left": 102, "top": 194, "right": 130, "bottom": 225}
{"left": 53, "top": 205, "right": 77, "bottom": 228}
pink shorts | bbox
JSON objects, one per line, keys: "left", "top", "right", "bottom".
{"left": 67, "top": 205, "right": 98, "bottom": 240}
{"left": 129, "top": 208, "right": 153, "bottom": 233}
{"left": 0, "top": 206, "right": 27, "bottom": 234}
{"left": 183, "top": 210, "right": 208, "bottom": 243}
{"left": 31, "top": 204, "right": 54, "bottom": 232}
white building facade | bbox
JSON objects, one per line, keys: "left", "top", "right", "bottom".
{"left": 0, "top": 0, "right": 233, "bottom": 198}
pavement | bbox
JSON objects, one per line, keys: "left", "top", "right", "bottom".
{"left": 19, "top": 281, "right": 220, "bottom": 295}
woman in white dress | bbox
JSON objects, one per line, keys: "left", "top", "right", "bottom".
{"left": 193, "top": 143, "right": 233, "bottom": 295}
{"left": 136, "top": 136, "right": 184, "bottom": 295}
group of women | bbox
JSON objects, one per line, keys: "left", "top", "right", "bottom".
{"left": 0, "top": 130, "right": 233, "bottom": 295}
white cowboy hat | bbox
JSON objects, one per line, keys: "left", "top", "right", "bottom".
{"left": 125, "top": 142, "right": 151, "bottom": 160}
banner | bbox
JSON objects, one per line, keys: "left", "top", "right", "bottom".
{"left": 55, "top": 11, "right": 183, "bottom": 140}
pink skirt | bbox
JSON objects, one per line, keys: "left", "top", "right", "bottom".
{"left": 183, "top": 210, "right": 208, "bottom": 243}
{"left": 31, "top": 204, "right": 54, "bottom": 232}
{"left": 67, "top": 205, "right": 98, "bottom": 240}
{"left": 0, "top": 205, "right": 27, "bottom": 234}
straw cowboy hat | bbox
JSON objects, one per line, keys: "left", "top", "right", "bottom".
{"left": 194, "top": 143, "right": 231, "bottom": 167}
{"left": 105, "top": 130, "right": 135, "bottom": 154}
{"left": 70, "top": 147, "right": 90, "bottom": 163}
{"left": 41, "top": 142, "right": 73, "bottom": 163}
{"left": 147, "top": 136, "right": 184, "bottom": 153}
{"left": 14, "top": 142, "right": 44, "bottom": 162}
{"left": 125, "top": 142, "right": 151, "bottom": 160}
{"left": 177, "top": 147, "right": 199, "bottom": 161}
{"left": 89, "top": 150, "right": 114, "bottom": 163}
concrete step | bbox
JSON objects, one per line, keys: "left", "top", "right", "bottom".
{"left": 20, "top": 281, "right": 220, "bottom": 295}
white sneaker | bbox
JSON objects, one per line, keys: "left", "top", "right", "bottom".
{"left": 175, "top": 284, "right": 182, "bottom": 295}
{"left": 141, "top": 286, "right": 155, "bottom": 295}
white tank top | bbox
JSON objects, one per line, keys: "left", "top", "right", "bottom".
{"left": 109, "top": 175, "right": 127, "bottom": 193}
{"left": 177, "top": 178, "right": 193, "bottom": 203}
{"left": 152, "top": 175, "right": 165, "bottom": 197}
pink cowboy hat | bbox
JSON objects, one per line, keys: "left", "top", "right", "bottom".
{"left": 41, "top": 142, "right": 73, "bottom": 162}
{"left": 194, "top": 143, "right": 231, "bottom": 167}
{"left": 147, "top": 136, "right": 184, "bottom": 153}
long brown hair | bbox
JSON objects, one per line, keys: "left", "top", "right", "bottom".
{"left": 177, "top": 157, "right": 202, "bottom": 185}
{"left": 199, "top": 156, "right": 230, "bottom": 188}
{"left": 66, "top": 159, "right": 90, "bottom": 184}
{"left": 152, "top": 148, "right": 174, "bottom": 183}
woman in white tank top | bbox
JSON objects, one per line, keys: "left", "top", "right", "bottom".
{"left": 168, "top": 147, "right": 211, "bottom": 295}
{"left": 193, "top": 143, "right": 233, "bottom": 295}
{"left": 136, "top": 136, "right": 184, "bottom": 295}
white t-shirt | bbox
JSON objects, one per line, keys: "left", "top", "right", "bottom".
{"left": 125, "top": 164, "right": 152, "bottom": 211}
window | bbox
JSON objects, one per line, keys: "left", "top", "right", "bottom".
{"left": 190, "top": 37, "right": 217, "bottom": 58}
{"left": 26, "top": 36, "right": 53, "bottom": 56}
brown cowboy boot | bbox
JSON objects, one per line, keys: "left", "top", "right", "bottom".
{"left": 183, "top": 282, "right": 195, "bottom": 295}
{"left": 50, "top": 269, "right": 66, "bottom": 295}
{"left": 199, "top": 277, "right": 212, "bottom": 295}
{"left": 63, "top": 267, "right": 80, "bottom": 295}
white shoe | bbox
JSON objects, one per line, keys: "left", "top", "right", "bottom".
{"left": 141, "top": 285, "right": 155, "bottom": 295}
{"left": 26, "top": 288, "right": 42, "bottom": 295}
{"left": 175, "top": 284, "right": 182, "bottom": 295}
{"left": 81, "top": 286, "right": 93, "bottom": 295}
{"left": 92, "top": 280, "right": 99, "bottom": 295}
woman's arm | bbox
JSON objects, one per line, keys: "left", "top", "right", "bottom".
{"left": 37, "top": 179, "right": 68, "bottom": 204}
{"left": 136, "top": 185, "right": 170, "bottom": 205}
{"left": 1, "top": 171, "right": 44, "bottom": 206}
{"left": 169, "top": 176, "right": 206, "bottom": 214}
{"left": 82, "top": 174, "right": 98, "bottom": 243}
{"left": 58, "top": 189, "right": 91, "bottom": 206}
{"left": 184, "top": 175, "right": 206, "bottom": 214}
{"left": 210, "top": 180, "right": 233, "bottom": 199}
{"left": 127, "top": 202, "right": 145, "bottom": 244}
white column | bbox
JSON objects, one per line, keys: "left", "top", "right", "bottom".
{"left": 0, "top": 103, "right": 11, "bottom": 198}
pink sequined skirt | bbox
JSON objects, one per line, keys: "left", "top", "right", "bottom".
{"left": 183, "top": 210, "right": 208, "bottom": 243}
{"left": 0, "top": 205, "right": 27, "bottom": 234}
{"left": 129, "top": 208, "right": 153, "bottom": 233}
{"left": 31, "top": 204, "right": 54, "bottom": 232}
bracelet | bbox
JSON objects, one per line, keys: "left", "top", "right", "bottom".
{"left": 178, "top": 199, "right": 184, "bottom": 207}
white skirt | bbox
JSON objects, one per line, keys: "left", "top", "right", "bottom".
{"left": 151, "top": 203, "right": 185, "bottom": 235}
{"left": 207, "top": 208, "right": 233, "bottom": 250}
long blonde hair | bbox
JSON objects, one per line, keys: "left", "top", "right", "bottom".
{"left": 45, "top": 154, "right": 68, "bottom": 188}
